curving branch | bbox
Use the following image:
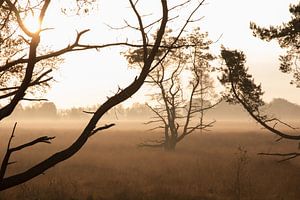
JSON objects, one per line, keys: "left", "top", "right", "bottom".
{"left": 0, "top": 122, "right": 55, "bottom": 181}
{"left": 150, "top": 0, "right": 206, "bottom": 72}
{"left": 90, "top": 123, "right": 115, "bottom": 136}
{"left": 4, "top": 0, "right": 35, "bottom": 37}
{"left": 0, "top": 0, "right": 169, "bottom": 191}
{"left": 221, "top": 49, "right": 300, "bottom": 141}
{"left": 0, "top": 69, "right": 52, "bottom": 92}
{"left": 129, "top": 0, "right": 148, "bottom": 63}
{"left": 258, "top": 152, "right": 300, "bottom": 162}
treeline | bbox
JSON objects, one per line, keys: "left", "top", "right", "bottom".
{"left": 7, "top": 98, "right": 300, "bottom": 121}
{"left": 9, "top": 102, "right": 153, "bottom": 121}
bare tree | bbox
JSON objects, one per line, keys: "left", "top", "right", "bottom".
{"left": 0, "top": 0, "right": 204, "bottom": 190}
{"left": 126, "top": 28, "right": 218, "bottom": 151}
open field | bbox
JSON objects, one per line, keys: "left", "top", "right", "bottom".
{"left": 0, "top": 120, "right": 300, "bottom": 200}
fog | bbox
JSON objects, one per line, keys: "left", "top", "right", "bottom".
{"left": 1, "top": 118, "right": 300, "bottom": 199}
{"left": 1, "top": 98, "right": 300, "bottom": 198}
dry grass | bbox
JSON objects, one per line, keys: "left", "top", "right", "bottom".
{"left": 0, "top": 120, "right": 300, "bottom": 200}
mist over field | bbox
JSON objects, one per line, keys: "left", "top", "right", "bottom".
{"left": 7, "top": 98, "right": 300, "bottom": 121}
{"left": 1, "top": 122, "right": 300, "bottom": 200}
{"left": 1, "top": 100, "right": 300, "bottom": 199}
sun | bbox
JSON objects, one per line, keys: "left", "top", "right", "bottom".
{"left": 23, "top": 15, "right": 40, "bottom": 33}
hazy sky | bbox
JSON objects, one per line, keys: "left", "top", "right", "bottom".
{"left": 31, "top": 0, "right": 300, "bottom": 108}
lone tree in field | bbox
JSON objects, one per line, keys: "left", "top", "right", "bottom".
{"left": 0, "top": 0, "right": 205, "bottom": 190}
{"left": 126, "top": 28, "right": 218, "bottom": 151}
{"left": 220, "top": 48, "right": 300, "bottom": 161}
{"left": 250, "top": 1, "right": 300, "bottom": 87}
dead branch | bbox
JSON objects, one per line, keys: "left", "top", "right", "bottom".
{"left": 0, "top": 122, "right": 17, "bottom": 180}
{"left": 21, "top": 98, "right": 48, "bottom": 101}
{"left": 147, "top": 126, "right": 165, "bottom": 132}
{"left": 0, "top": 122, "right": 55, "bottom": 181}
{"left": 138, "top": 139, "right": 165, "bottom": 148}
{"left": 83, "top": 110, "right": 95, "bottom": 114}
{"left": 90, "top": 123, "right": 115, "bottom": 136}
{"left": 258, "top": 152, "right": 300, "bottom": 162}
{"left": 0, "top": 0, "right": 204, "bottom": 190}
{"left": 264, "top": 118, "right": 299, "bottom": 130}
{"left": 0, "top": 69, "right": 53, "bottom": 92}
{"left": 229, "top": 64, "right": 300, "bottom": 140}
{"left": 150, "top": 0, "right": 205, "bottom": 72}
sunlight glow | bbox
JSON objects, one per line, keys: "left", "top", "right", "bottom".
{"left": 23, "top": 15, "right": 40, "bottom": 33}
{"left": 38, "top": 0, "right": 300, "bottom": 108}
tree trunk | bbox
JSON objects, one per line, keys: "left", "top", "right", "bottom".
{"left": 164, "top": 136, "right": 177, "bottom": 151}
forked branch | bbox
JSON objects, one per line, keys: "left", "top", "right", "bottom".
{"left": 0, "top": 0, "right": 169, "bottom": 190}
{"left": 0, "top": 123, "right": 55, "bottom": 181}
{"left": 221, "top": 49, "right": 300, "bottom": 141}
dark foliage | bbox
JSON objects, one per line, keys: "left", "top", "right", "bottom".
{"left": 220, "top": 48, "right": 265, "bottom": 119}
{"left": 250, "top": 2, "right": 300, "bottom": 87}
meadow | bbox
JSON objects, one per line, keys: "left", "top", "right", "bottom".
{"left": 0, "top": 120, "right": 300, "bottom": 200}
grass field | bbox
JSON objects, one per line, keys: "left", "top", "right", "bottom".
{"left": 0, "top": 120, "right": 300, "bottom": 200}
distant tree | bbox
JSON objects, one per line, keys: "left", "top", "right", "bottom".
{"left": 38, "top": 102, "right": 57, "bottom": 118}
{"left": 126, "top": 28, "right": 218, "bottom": 151}
{"left": 9, "top": 104, "right": 24, "bottom": 119}
{"left": 187, "top": 28, "right": 219, "bottom": 133}
{"left": 14, "top": 102, "right": 58, "bottom": 119}
{"left": 124, "top": 103, "right": 152, "bottom": 120}
{"left": 66, "top": 107, "right": 88, "bottom": 119}
{"left": 250, "top": 2, "right": 300, "bottom": 87}
{"left": 0, "top": 0, "right": 204, "bottom": 190}
{"left": 220, "top": 48, "right": 300, "bottom": 161}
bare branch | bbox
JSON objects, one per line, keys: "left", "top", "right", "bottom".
{"left": 4, "top": 0, "right": 34, "bottom": 36}
{"left": 11, "top": 136, "right": 55, "bottom": 152}
{"left": 0, "top": 123, "right": 55, "bottom": 181}
{"left": 144, "top": 119, "right": 164, "bottom": 125}
{"left": 264, "top": 117, "right": 299, "bottom": 130}
{"left": 147, "top": 126, "right": 165, "bottom": 132}
{"left": 129, "top": 0, "right": 148, "bottom": 62}
{"left": 83, "top": 110, "right": 95, "bottom": 114}
{"left": 231, "top": 70, "right": 300, "bottom": 141}
{"left": 0, "top": 122, "right": 17, "bottom": 180}
{"left": 0, "top": 69, "right": 53, "bottom": 92}
{"left": 258, "top": 152, "right": 300, "bottom": 162}
{"left": 21, "top": 98, "right": 48, "bottom": 101}
{"left": 146, "top": 103, "right": 168, "bottom": 126}
{"left": 138, "top": 139, "right": 165, "bottom": 148}
{"left": 90, "top": 123, "right": 115, "bottom": 136}
{"left": 150, "top": 0, "right": 205, "bottom": 72}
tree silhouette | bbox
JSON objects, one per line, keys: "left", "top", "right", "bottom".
{"left": 0, "top": 0, "right": 109, "bottom": 121}
{"left": 250, "top": 2, "right": 300, "bottom": 87}
{"left": 126, "top": 28, "right": 218, "bottom": 151}
{"left": 0, "top": 0, "right": 204, "bottom": 190}
{"left": 220, "top": 48, "right": 300, "bottom": 161}
{"left": 224, "top": 2, "right": 300, "bottom": 161}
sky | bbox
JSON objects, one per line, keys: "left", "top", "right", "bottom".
{"left": 26, "top": 0, "right": 300, "bottom": 109}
